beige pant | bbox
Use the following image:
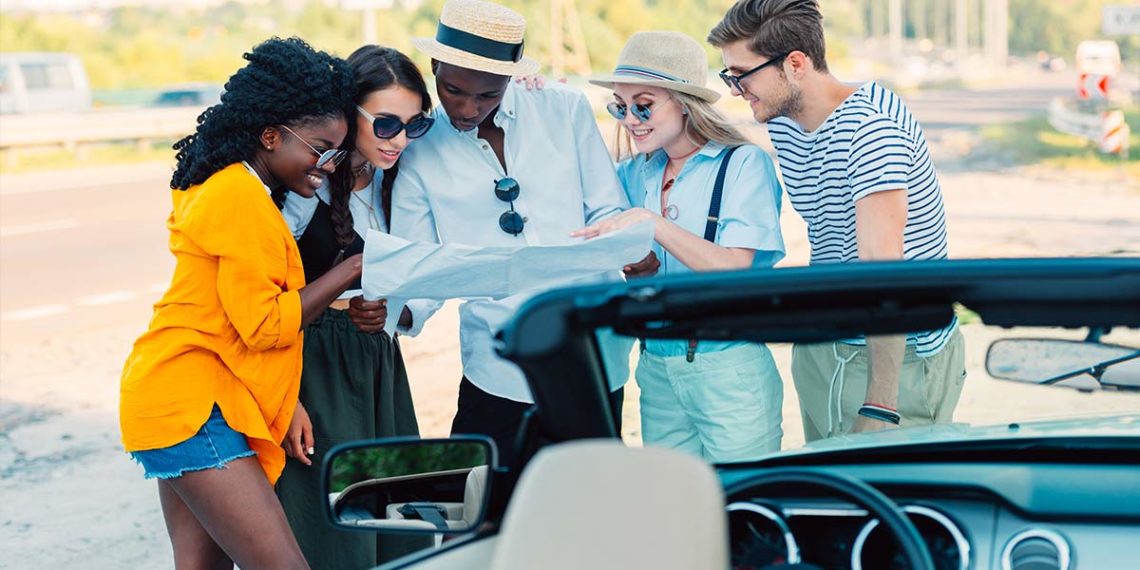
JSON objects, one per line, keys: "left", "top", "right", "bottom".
{"left": 791, "top": 328, "right": 966, "bottom": 442}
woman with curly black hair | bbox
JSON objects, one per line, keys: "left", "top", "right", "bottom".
{"left": 119, "top": 37, "right": 359, "bottom": 569}
{"left": 277, "top": 45, "right": 436, "bottom": 569}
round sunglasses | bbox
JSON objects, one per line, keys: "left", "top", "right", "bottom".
{"left": 494, "top": 177, "right": 525, "bottom": 236}
{"left": 279, "top": 124, "right": 347, "bottom": 169}
{"left": 606, "top": 101, "right": 653, "bottom": 122}
{"left": 357, "top": 106, "right": 435, "bottom": 140}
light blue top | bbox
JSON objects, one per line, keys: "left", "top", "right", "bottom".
{"left": 390, "top": 82, "right": 633, "bottom": 402}
{"left": 617, "top": 142, "right": 785, "bottom": 357}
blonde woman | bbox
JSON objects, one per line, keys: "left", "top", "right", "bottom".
{"left": 573, "top": 31, "right": 786, "bottom": 462}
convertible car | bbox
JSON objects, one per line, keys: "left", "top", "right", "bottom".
{"left": 323, "top": 257, "right": 1140, "bottom": 570}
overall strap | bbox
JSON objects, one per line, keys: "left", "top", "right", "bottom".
{"left": 685, "top": 146, "right": 741, "bottom": 362}
{"left": 703, "top": 145, "right": 740, "bottom": 242}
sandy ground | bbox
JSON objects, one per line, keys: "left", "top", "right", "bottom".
{"left": 2, "top": 161, "right": 1139, "bottom": 568}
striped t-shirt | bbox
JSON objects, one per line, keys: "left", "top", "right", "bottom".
{"left": 768, "top": 81, "right": 955, "bottom": 356}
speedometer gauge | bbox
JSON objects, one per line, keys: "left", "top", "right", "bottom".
{"left": 727, "top": 502, "right": 801, "bottom": 569}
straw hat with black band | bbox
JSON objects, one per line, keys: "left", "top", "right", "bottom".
{"left": 413, "top": 0, "right": 540, "bottom": 77}
{"left": 589, "top": 31, "right": 721, "bottom": 103}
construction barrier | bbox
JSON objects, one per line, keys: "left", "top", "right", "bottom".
{"left": 1046, "top": 97, "right": 1131, "bottom": 157}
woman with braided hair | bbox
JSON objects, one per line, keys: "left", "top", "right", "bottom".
{"left": 277, "top": 45, "right": 437, "bottom": 569}
{"left": 119, "top": 37, "right": 359, "bottom": 569}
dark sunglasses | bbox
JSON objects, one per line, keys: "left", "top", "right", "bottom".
{"left": 279, "top": 124, "right": 347, "bottom": 169}
{"left": 606, "top": 101, "right": 653, "bottom": 122}
{"left": 718, "top": 52, "right": 790, "bottom": 94}
{"left": 357, "top": 106, "right": 434, "bottom": 140}
{"left": 494, "top": 177, "right": 525, "bottom": 236}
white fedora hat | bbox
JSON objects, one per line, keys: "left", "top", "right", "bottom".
{"left": 589, "top": 31, "right": 721, "bottom": 103}
{"left": 412, "top": 0, "right": 541, "bottom": 77}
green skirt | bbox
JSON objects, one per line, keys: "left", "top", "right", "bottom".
{"left": 276, "top": 308, "right": 421, "bottom": 570}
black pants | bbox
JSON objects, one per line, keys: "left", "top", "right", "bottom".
{"left": 451, "top": 377, "right": 624, "bottom": 468}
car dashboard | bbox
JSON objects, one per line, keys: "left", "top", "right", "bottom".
{"left": 721, "top": 454, "right": 1140, "bottom": 569}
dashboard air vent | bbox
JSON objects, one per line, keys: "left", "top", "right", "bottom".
{"left": 1001, "top": 529, "right": 1071, "bottom": 570}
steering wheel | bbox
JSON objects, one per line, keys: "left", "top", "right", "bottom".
{"left": 726, "top": 468, "right": 935, "bottom": 570}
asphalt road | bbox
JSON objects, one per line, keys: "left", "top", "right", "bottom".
{"left": 1, "top": 163, "right": 175, "bottom": 344}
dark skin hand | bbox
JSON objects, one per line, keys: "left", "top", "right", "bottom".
{"left": 297, "top": 254, "right": 363, "bottom": 327}
{"left": 347, "top": 297, "right": 414, "bottom": 334}
{"left": 623, "top": 251, "right": 661, "bottom": 278}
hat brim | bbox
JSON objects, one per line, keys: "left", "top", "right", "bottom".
{"left": 588, "top": 75, "right": 721, "bottom": 103}
{"left": 414, "top": 37, "right": 540, "bottom": 77}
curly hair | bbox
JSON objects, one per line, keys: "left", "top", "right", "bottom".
{"left": 170, "top": 37, "right": 356, "bottom": 198}
{"left": 326, "top": 45, "right": 433, "bottom": 248}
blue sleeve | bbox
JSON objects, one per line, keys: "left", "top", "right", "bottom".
{"left": 716, "top": 145, "right": 786, "bottom": 268}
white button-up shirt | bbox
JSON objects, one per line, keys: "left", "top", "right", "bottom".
{"left": 391, "top": 82, "right": 630, "bottom": 402}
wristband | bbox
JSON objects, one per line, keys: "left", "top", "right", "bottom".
{"left": 858, "top": 404, "right": 901, "bottom": 425}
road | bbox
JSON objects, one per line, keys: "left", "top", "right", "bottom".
{"left": 1, "top": 162, "right": 175, "bottom": 344}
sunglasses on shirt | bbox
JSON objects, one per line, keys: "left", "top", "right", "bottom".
{"left": 494, "top": 177, "right": 525, "bottom": 236}
{"left": 606, "top": 101, "right": 653, "bottom": 122}
{"left": 279, "top": 124, "right": 347, "bottom": 169}
{"left": 357, "top": 106, "right": 435, "bottom": 140}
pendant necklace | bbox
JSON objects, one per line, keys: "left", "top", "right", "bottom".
{"left": 351, "top": 186, "right": 383, "bottom": 231}
{"left": 660, "top": 145, "right": 701, "bottom": 220}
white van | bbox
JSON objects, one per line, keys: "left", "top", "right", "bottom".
{"left": 1075, "top": 40, "right": 1122, "bottom": 76}
{"left": 0, "top": 52, "right": 92, "bottom": 114}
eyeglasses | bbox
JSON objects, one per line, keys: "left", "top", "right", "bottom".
{"left": 494, "top": 177, "right": 525, "bottom": 236}
{"left": 718, "top": 52, "right": 790, "bottom": 94}
{"left": 357, "top": 106, "right": 435, "bottom": 140}
{"left": 279, "top": 124, "right": 347, "bottom": 169}
{"left": 605, "top": 101, "right": 653, "bottom": 122}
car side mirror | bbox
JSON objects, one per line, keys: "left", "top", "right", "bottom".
{"left": 323, "top": 437, "right": 495, "bottom": 534}
{"left": 986, "top": 338, "right": 1140, "bottom": 391}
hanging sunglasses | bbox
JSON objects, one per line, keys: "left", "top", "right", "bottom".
{"left": 357, "top": 106, "right": 435, "bottom": 140}
{"left": 494, "top": 177, "right": 525, "bottom": 236}
{"left": 606, "top": 101, "right": 653, "bottom": 122}
{"left": 278, "top": 124, "right": 347, "bottom": 169}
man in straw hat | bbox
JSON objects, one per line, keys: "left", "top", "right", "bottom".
{"left": 708, "top": 0, "right": 964, "bottom": 441}
{"left": 390, "top": 0, "right": 655, "bottom": 465}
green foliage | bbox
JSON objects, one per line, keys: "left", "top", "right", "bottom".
{"left": 0, "top": 0, "right": 786, "bottom": 91}
{"left": 1008, "top": 0, "right": 1140, "bottom": 61}
{"left": 978, "top": 106, "right": 1140, "bottom": 178}
{"left": 330, "top": 442, "right": 488, "bottom": 493}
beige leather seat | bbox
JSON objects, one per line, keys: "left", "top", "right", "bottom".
{"left": 377, "top": 465, "right": 491, "bottom": 531}
{"left": 490, "top": 441, "right": 728, "bottom": 570}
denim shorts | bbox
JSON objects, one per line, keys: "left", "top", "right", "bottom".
{"left": 130, "top": 404, "right": 256, "bottom": 480}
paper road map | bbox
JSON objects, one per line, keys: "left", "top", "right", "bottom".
{"left": 361, "top": 221, "right": 655, "bottom": 333}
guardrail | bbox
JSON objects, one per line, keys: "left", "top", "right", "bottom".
{"left": 0, "top": 107, "right": 202, "bottom": 165}
{"left": 1046, "top": 97, "right": 1131, "bottom": 158}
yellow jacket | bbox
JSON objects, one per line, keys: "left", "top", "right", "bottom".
{"left": 120, "top": 163, "right": 305, "bottom": 484}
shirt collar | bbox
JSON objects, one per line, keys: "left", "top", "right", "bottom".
{"left": 639, "top": 141, "right": 727, "bottom": 174}
{"left": 494, "top": 83, "right": 519, "bottom": 126}
{"left": 240, "top": 161, "right": 273, "bottom": 196}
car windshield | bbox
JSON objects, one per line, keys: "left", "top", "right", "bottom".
{"left": 592, "top": 297, "right": 1140, "bottom": 460}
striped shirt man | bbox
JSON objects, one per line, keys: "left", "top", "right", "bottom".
{"left": 768, "top": 81, "right": 956, "bottom": 356}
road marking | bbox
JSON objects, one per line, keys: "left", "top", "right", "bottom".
{"left": 0, "top": 219, "right": 79, "bottom": 238}
{"left": 0, "top": 305, "right": 70, "bottom": 322}
{"left": 3, "top": 288, "right": 153, "bottom": 322}
{"left": 76, "top": 291, "right": 139, "bottom": 307}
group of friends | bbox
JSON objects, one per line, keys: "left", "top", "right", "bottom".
{"left": 117, "top": 0, "right": 967, "bottom": 568}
